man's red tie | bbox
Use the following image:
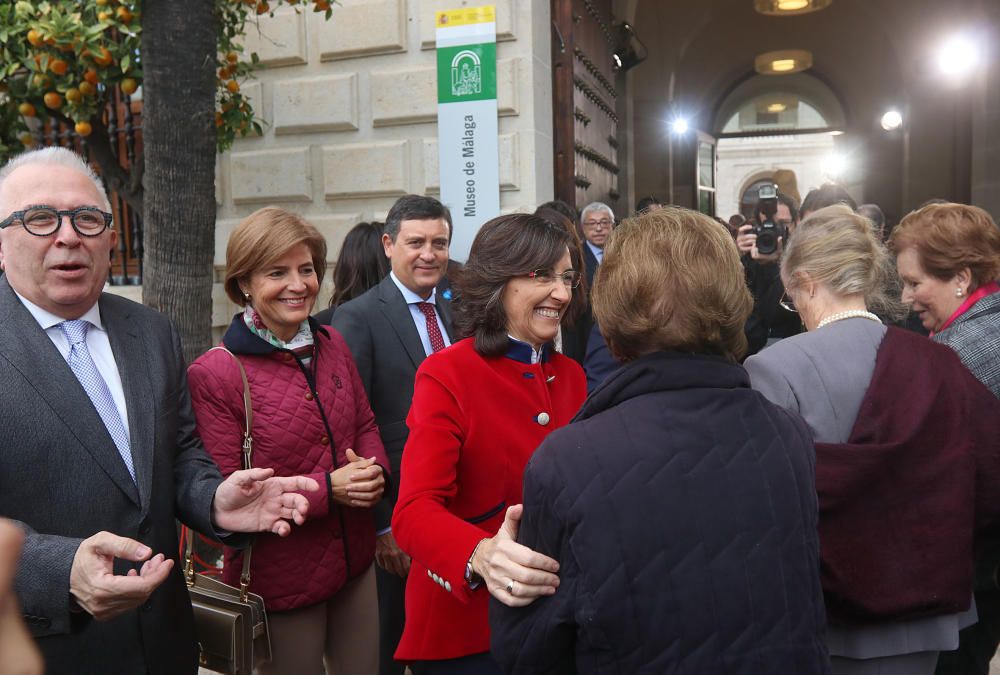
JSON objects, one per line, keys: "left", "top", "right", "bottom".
{"left": 417, "top": 302, "right": 447, "bottom": 353}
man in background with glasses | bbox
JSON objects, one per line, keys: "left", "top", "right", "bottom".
{"left": 0, "top": 147, "right": 319, "bottom": 674}
{"left": 579, "top": 201, "right": 615, "bottom": 291}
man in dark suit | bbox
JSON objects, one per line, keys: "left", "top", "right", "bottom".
{"left": 0, "top": 147, "right": 317, "bottom": 674}
{"left": 332, "top": 194, "right": 453, "bottom": 675}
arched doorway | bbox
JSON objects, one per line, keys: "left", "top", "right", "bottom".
{"left": 714, "top": 72, "right": 848, "bottom": 218}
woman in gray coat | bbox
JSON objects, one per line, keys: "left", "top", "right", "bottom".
{"left": 745, "top": 205, "right": 1000, "bottom": 675}
{"left": 889, "top": 202, "right": 1000, "bottom": 675}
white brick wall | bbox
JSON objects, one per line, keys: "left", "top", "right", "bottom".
{"left": 213, "top": 0, "right": 553, "bottom": 333}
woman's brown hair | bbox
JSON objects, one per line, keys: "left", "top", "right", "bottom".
{"left": 593, "top": 207, "right": 751, "bottom": 363}
{"left": 224, "top": 207, "right": 328, "bottom": 305}
{"left": 889, "top": 202, "right": 1000, "bottom": 291}
{"left": 455, "top": 213, "right": 575, "bottom": 357}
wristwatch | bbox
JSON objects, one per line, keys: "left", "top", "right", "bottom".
{"left": 465, "top": 539, "right": 485, "bottom": 589}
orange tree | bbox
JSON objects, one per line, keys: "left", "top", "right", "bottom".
{"left": 1, "top": 0, "right": 333, "bottom": 361}
{"left": 0, "top": 0, "right": 333, "bottom": 213}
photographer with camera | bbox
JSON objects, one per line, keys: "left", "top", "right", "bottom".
{"left": 737, "top": 185, "right": 802, "bottom": 356}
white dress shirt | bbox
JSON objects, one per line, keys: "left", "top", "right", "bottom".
{"left": 14, "top": 291, "right": 131, "bottom": 438}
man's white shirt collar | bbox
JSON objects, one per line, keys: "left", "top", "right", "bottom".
{"left": 389, "top": 270, "right": 437, "bottom": 306}
{"left": 13, "top": 290, "right": 104, "bottom": 332}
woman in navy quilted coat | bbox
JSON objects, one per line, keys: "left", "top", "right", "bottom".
{"left": 188, "top": 208, "right": 390, "bottom": 675}
{"left": 490, "top": 207, "right": 830, "bottom": 674}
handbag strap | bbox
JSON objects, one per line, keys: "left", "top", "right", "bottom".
{"left": 184, "top": 346, "right": 255, "bottom": 602}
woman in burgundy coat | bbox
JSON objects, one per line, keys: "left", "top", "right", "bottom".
{"left": 188, "top": 207, "right": 389, "bottom": 675}
{"left": 391, "top": 214, "right": 588, "bottom": 674}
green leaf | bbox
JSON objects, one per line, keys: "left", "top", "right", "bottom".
{"left": 121, "top": 53, "right": 131, "bottom": 72}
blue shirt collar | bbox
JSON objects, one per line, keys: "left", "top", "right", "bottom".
{"left": 585, "top": 240, "right": 604, "bottom": 263}
{"left": 505, "top": 336, "right": 551, "bottom": 364}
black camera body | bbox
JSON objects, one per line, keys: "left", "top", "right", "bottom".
{"left": 754, "top": 184, "right": 786, "bottom": 256}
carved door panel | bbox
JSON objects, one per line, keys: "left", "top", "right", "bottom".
{"left": 552, "top": 0, "right": 620, "bottom": 213}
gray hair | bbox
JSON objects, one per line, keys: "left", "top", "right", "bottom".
{"left": 580, "top": 201, "right": 614, "bottom": 225}
{"left": 782, "top": 204, "right": 906, "bottom": 320}
{"left": 0, "top": 147, "right": 111, "bottom": 213}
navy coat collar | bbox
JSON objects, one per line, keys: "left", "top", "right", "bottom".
{"left": 577, "top": 350, "right": 749, "bottom": 422}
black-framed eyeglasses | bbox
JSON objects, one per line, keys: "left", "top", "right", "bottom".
{"left": 0, "top": 205, "right": 114, "bottom": 237}
{"left": 779, "top": 290, "right": 797, "bottom": 313}
{"left": 582, "top": 218, "right": 612, "bottom": 229}
{"left": 527, "top": 268, "right": 582, "bottom": 289}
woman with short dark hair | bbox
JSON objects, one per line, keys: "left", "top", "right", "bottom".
{"left": 391, "top": 213, "right": 587, "bottom": 674}
{"left": 490, "top": 207, "right": 831, "bottom": 674}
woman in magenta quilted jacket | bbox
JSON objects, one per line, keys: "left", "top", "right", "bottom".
{"left": 188, "top": 207, "right": 389, "bottom": 675}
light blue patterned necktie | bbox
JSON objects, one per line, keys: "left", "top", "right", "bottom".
{"left": 59, "top": 320, "right": 135, "bottom": 482}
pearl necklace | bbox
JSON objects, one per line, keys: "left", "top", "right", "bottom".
{"left": 817, "top": 310, "right": 882, "bottom": 330}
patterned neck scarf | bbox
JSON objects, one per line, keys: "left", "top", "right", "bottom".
{"left": 242, "top": 306, "right": 314, "bottom": 358}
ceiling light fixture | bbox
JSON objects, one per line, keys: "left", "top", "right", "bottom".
{"left": 767, "top": 103, "right": 787, "bottom": 112}
{"left": 754, "top": 0, "right": 832, "bottom": 16}
{"left": 755, "top": 49, "right": 813, "bottom": 75}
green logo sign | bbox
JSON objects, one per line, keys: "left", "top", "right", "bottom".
{"left": 437, "top": 43, "right": 496, "bottom": 103}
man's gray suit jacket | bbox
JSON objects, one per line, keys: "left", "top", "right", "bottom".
{"left": 330, "top": 275, "right": 453, "bottom": 530}
{"left": 0, "top": 276, "right": 228, "bottom": 674}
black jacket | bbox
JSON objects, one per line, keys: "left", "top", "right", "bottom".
{"left": 490, "top": 351, "right": 830, "bottom": 674}
{"left": 742, "top": 257, "right": 802, "bottom": 357}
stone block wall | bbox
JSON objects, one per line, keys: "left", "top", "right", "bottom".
{"left": 211, "top": 0, "right": 555, "bottom": 332}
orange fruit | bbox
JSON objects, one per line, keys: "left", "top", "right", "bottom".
{"left": 116, "top": 7, "right": 133, "bottom": 22}
{"left": 120, "top": 77, "right": 138, "bottom": 95}
{"left": 226, "top": 79, "right": 240, "bottom": 93}
{"left": 96, "top": 0, "right": 109, "bottom": 5}
{"left": 32, "top": 73, "right": 50, "bottom": 88}
{"left": 50, "top": 59, "right": 68, "bottom": 75}
{"left": 84, "top": 69, "right": 99, "bottom": 85}
{"left": 18, "top": 102, "right": 37, "bottom": 117}
{"left": 43, "top": 91, "right": 62, "bottom": 109}
{"left": 93, "top": 46, "right": 113, "bottom": 66}
{"left": 79, "top": 81, "right": 96, "bottom": 96}
{"left": 98, "top": 11, "right": 112, "bottom": 21}
{"left": 66, "top": 87, "right": 83, "bottom": 103}
{"left": 226, "top": 52, "right": 239, "bottom": 64}
{"left": 19, "top": 133, "right": 35, "bottom": 147}
{"left": 218, "top": 66, "right": 231, "bottom": 79}
{"left": 256, "top": 1, "right": 269, "bottom": 14}
{"left": 27, "top": 29, "right": 44, "bottom": 47}
{"left": 215, "top": 112, "right": 224, "bottom": 127}
{"left": 315, "top": 0, "right": 331, "bottom": 11}
{"left": 75, "top": 121, "right": 93, "bottom": 137}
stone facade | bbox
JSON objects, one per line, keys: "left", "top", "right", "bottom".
{"left": 211, "top": 0, "right": 555, "bottom": 331}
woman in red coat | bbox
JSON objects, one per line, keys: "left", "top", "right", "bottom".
{"left": 391, "top": 214, "right": 588, "bottom": 673}
{"left": 188, "top": 207, "right": 389, "bottom": 675}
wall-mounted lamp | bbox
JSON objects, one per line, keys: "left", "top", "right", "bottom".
{"left": 671, "top": 117, "right": 690, "bottom": 135}
{"left": 612, "top": 22, "right": 648, "bottom": 72}
{"left": 936, "top": 33, "right": 981, "bottom": 79}
{"left": 880, "top": 110, "right": 903, "bottom": 131}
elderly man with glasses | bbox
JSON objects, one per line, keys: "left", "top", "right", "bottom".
{"left": 0, "top": 147, "right": 319, "bottom": 674}
{"left": 578, "top": 201, "right": 615, "bottom": 291}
